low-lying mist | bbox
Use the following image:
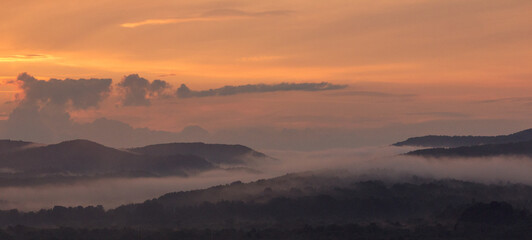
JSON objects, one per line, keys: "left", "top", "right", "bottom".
{"left": 2, "top": 146, "right": 532, "bottom": 211}
{"left": 0, "top": 170, "right": 269, "bottom": 211}
{"left": 265, "top": 146, "right": 532, "bottom": 185}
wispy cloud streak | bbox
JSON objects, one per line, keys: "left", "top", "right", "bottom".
{"left": 121, "top": 9, "right": 292, "bottom": 28}
{"left": 0, "top": 54, "right": 55, "bottom": 62}
{"left": 176, "top": 82, "right": 348, "bottom": 98}
{"left": 121, "top": 17, "right": 223, "bottom": 28}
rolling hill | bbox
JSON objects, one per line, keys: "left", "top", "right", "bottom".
{"left": 0, "top": 139, "right": 213, "bottom": 176}
{"left": 0, "top": 139, "right": 271, "bottom": 186}
{"left": 393, "top": 128, "right": 532, "bottom": 148}
{"left": 2, "top": 172, "right": 532, "bottom": 230}
{"left": 0, "top": 140, "right": 35, "bottom": 154}
{"left": 128, "top": 142, "right": 272, "bottom": 165}
{"left": 405, "top": 140, "right": 532, "bottom": 158}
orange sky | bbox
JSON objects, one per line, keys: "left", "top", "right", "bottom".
{"left": 1, "top": 0, "right": 532, "bottom": 137}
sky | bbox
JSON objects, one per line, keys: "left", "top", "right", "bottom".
{"left": 1, "top": 0, "right": 532, "bottom": 150}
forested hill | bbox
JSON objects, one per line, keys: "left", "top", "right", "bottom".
{"left": 128, "top": 142, "right": 272, "bottom": 165}
{"left": 0, "top": 139, "right": 271, "bottom": 186}
{"left": 393, "top": 128, "right": 532, "bottom": 147}
{"left": 406, "top": 140, "right": 532, "bottom": 158}
{"left": 2, "top": 173, "right": 532, "bottom": 230}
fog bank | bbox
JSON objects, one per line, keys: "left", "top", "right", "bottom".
{"left": 2, "top": 146, "right": 532, "bottom": 211}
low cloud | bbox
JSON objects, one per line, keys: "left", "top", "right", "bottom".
{"left": 16, "top": 73, "right": 111, "bottom": 109}
{"left": 2, "top": 73, "right": 181, "bottom": 145}
{"left": 4, "top": 146, "right": 532, "bottom": 211}
{"left": 0, "top": 169, "right": 265, "bottom": 211}
{"left": 2, "top": 73, "right": 112, "bottom": 143}
{"left": 117, "top": 74, "right": 170, "bottom": 106}
{"left": 264, "top": 147, "right": 532, "bottom": 187}
{"left": 0, "top": 72, "right": 207, "bottom": 146}
{"left": 176, "top": 82, "right": 348, "bottom": 98}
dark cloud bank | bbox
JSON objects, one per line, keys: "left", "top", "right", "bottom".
{"left": 117, "top": 74, "right": 170, "bottom": 106}
{"left": 176, "top": 82, "right": 348, "bottom": 98}
{"left": 16, "top": 72, "right": 111, "bottom": 109}
{"left": 3, "top": 73, "right": 112, "bottom": 143}
{"left": 1, "top": 73, "right": 358, "bottom": 148}
{"left": 1, "top": 73, "right": 181, "bottom": 146}
{"left": 4, "top": 73, "right": 524, "bottom": 151}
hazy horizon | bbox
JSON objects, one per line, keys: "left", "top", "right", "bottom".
{"left": 2, "top": 0, "right": 532, "bottom": 151}
{"left": 2, "top": 2, "right": 532, "bottom": 238}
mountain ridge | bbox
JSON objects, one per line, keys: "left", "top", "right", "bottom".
{"left": 405, "top": 139, "right": 532, "bottom": 158}
{"left": 0, "top": 139, "right": 270, "bottom": 186}
{"left": 129, "top": 142, "right": 272, "bottom": 165}
{"left": 393, "top": 128, "right": 532, "bottom": 147}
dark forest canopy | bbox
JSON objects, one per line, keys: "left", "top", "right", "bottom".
{"left": 394, "top": 128, "right": 532, "bottom": 148}
{"left": 1, "top": 173, "right": 532, "bottom": 230}
{"left": 0, "top": 139, "right": 271, "bottom": 187}
{"left": 406, "top": 140, "right": 532, "bottom": 158}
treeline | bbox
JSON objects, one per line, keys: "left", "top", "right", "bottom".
{"left": 406, "top": 140, "right": 532, "bottom": 158}
{"left": 393, "top": 128, "right": 532, "bottom": 148}
{"left": 1, "top": 212, "right": 531, "bottom": 240}
{"left": 2, "top": 179, "right": 532, "bottom": 229}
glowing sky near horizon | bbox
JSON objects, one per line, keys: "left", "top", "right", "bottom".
{"left": 1, "top": 0, "right": 532, "bottom": 136}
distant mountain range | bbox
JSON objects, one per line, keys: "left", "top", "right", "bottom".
{"left": 392, "top": 128, "right": 532, "bottom": 158}
{"left": 0, "top": 140, "right": 36, "bottom": 154}
{"left": 393, "top": 128, "right": 532, "bottom": 148}
{"left": 128, "top": 142, "right": 268, "bottom": 165}
{"left": 0, "top": 139, "right": 270, "bottom": 186}
{"left": 406, "top": 140, "right": 532, "bottom": 158}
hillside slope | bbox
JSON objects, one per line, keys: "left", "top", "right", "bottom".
{"left": 394, "top": 128, "right": 532, "bottom": 147}
{"left": 406, "top": 140, "right": 532, "bottom": 158}
{"left": 129, "top": 142, "right": 271, "bottom": 165}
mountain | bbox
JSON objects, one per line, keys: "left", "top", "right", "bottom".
{"left": 0, "top": 140, "right": 35, "bottom": 154}
{"left": 0, "top": 139, "right": 214, "bottom": 179}
{"left": 393, "top": 128, "right": 532, "bottom": 147}
{"left": 406, "top": 140, "right": 532, "bottom": 158}
{"left": 128, "top": 142, "right": 272, "bottom": 165}
{"left": 0, "top": 139, "right": 271, "bottom": 186}
{"left": 2, "top": 172, "right": 532, "bottom": 231}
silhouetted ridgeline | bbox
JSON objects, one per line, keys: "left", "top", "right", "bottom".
{"left": 2, "top": 217, "right": 532, "bottom": 240}
{"left": 0, "top": 140, "right": 35, "bottom": 154}
{"left": 1, "top": 173, "right": 532, "bottom": 231}
{"left": 394, "top": 128, "right": 532, "bottom": 147}
{"left": 0, "top": 139, "right": 270, "bottom": 187}
{"left": 406, "top": 140, "right": 532, "bottom": 158}
{"left": 128, "top": 142, "right": 271, "bottom": 165}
